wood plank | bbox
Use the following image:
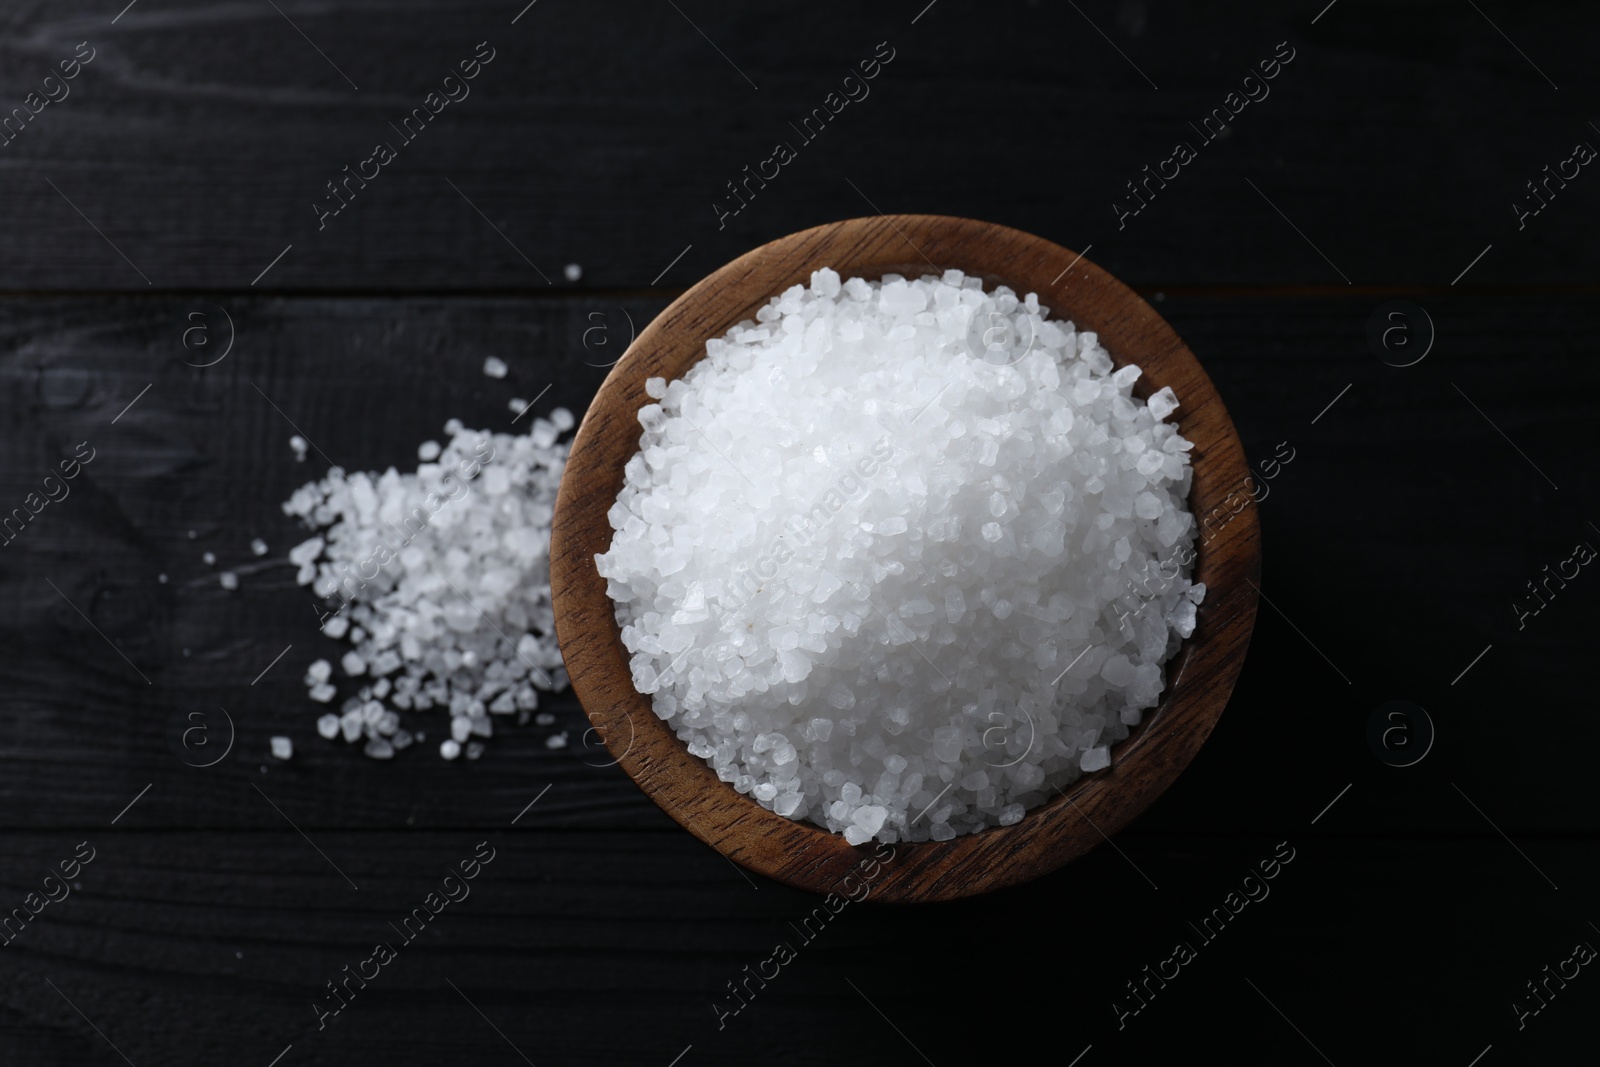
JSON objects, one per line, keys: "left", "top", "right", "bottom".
{"left": 0, "top": 832, "right": 1592, "bottom": 1064}
{"left": 0, "top": 2, "right": 1593, "bottom": 290}
{"left": 0, "top": 291, "right": 1595, "bottom": 837}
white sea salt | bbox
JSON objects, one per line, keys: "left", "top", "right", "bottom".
{"left": 483, "top": 356, "right": 508, "bottom": 378}
{"left": 285, "top": 418, "right": 571, "bottom": 758}
{"left": 270, "top": 736, "right": 293, "bottom": 760}
{"left": 597, "top": 268, "right": 1201, "bottom": 844}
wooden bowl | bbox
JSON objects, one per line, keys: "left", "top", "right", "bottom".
{"left": 551, "top": 215, "right": 1260, "bottom": 902}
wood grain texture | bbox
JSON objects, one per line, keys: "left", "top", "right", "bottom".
{"left": 0, "top": 2, "right": 1594, "bottom": 290}
{"left": 6, "top": 831, "right": 1598, "bottom": 1066}
{"left": 552, "top": 215, "right": 1262, "bottom": 901}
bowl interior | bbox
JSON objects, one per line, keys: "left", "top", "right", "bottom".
{"left": 550, "top": 215, "right": 1260, "bottom": 902}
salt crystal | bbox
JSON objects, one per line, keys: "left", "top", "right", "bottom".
{"left": 482, "top": 356, "right": 508, "bottom": 378}
{"left": 1080, "top": 746, "right": 1111, "bottom": 772}
{"left": 853, "top": 805, "right": 888, "bottom": 834}
{"left": 250, "top": 538, "right": 269, "bottom": 556}
{"left": 270, "top": 736, "right": 293, "bottom": 760}
{"left": 1147, "top": 386, "right": 1179, "bottom": 420}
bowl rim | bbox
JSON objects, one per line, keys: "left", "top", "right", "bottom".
{"left": 550, "top": 214, "right": 1260, "bottom": 903}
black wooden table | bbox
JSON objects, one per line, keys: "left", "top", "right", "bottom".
{"left": 1, "top": 2, "right": 1596, "bottom": 1064}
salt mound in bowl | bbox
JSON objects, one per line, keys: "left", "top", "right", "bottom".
{"left": 595, "top": 267, "right": 1205, "bottom": 846}
{"left": 551, "top": 215, "right": 1260, "bottom": 902}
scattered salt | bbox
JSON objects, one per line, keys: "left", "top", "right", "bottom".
{"left": 286, "top": 417, "right": 571, "bottom": 758}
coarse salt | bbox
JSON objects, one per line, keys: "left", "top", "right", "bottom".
{"left": 597, "top": 268, "right": 1201, "bottom": 843}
